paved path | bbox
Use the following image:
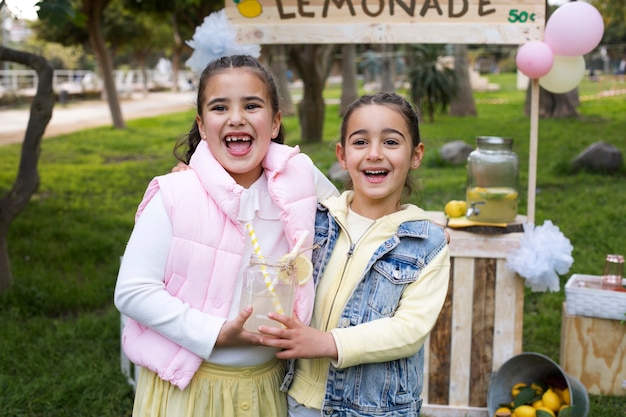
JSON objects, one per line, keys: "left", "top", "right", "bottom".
{"left": 0, "top": 91, "right": 196, "bottom": 146}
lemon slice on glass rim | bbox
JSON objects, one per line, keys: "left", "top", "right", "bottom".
{"left": 278, "top": 254, "right": 313, "bottom": 285}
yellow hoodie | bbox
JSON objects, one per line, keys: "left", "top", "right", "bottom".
{"left": 289, "top": 191, "right": 451, "bottom": 409}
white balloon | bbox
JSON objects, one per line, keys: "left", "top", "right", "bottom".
{"left": 539, "top": 55, "right": 586, "bottom": 94}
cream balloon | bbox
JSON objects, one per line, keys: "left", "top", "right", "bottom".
{"left": 539, "top": 55, "right": 586, "bottom": 94}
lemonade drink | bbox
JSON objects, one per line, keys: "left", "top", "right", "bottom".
{"left": 241, "top": 257, "right": 296, "bottom": 333}
{"left": 466, "top": 186, "right": 518, "bottom": 223}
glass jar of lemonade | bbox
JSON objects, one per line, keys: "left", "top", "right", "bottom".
{"left": 241, "top": 255, "right": 297, "bottom": 333}
{"left": 466, "top": 136, "right": 519, "bottom": 223}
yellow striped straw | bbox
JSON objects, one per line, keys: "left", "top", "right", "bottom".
{"left": 245, "top": 223, "right": 285, "bottom": 314}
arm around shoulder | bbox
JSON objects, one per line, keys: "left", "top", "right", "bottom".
{"left": 295, "top": 153, "right": 339, "bottom": 202}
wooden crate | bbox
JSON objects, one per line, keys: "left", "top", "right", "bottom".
{"left": 421, "top": 213, "right": 525, "bottom": 417}
{"left": 560, "top": 303, "right": 626, "bottom": 396}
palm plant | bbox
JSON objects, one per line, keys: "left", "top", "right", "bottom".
{"left": 407, "top": 44, "right": 457, "bottom": 122}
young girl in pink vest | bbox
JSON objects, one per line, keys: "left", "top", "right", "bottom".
{"left": 114, "top": 55, "right": 338, "bottom": 417}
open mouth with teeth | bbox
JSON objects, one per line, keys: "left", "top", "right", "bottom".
{"left": 364, "top": 169, "right": 388, "bottom": 177}
{"left": 225, "top": 136, "right": 253, "bottom": 155}
{"left": 363, "top": 169, "right": 388, "bottom": 181}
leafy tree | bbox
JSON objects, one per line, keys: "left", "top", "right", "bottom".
{"left": 407, "top": 44, "right": 457, "bottom": 123}
{"left": 35, "top": 0, "right": 213, "bottom": 123}
{"left": 0, "top": 1, "right": 57, "bottom": 291}
{"left": 122, "top": 0, "right": 221, "bottom": 92}
{"left": 0, "top": 0, "right": 139, "bottom": 290}
{"left": 36, "top": 0, "right": 126, "bottom": 128}
{"left": 593, "top": 0, "right": 626, "bottom": 45}
{"left": 109, "top": 5, "right": 173, "bottom": 95}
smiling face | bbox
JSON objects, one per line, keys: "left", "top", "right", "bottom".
{"left": 336, "top": 103, "right": 424, "bottom": 219}
{"left": 196, "top": 67, "right": 281, "bottom": 188}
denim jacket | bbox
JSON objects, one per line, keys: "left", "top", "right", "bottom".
{"left": 282, "top": 195, "right": 449, "bottom": 417}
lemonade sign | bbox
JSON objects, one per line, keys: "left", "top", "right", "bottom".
{"left": 225, "top": 0, "right": 545, "bottom": 44}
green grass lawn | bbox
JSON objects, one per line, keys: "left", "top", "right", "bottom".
{"left": 0, "top": 72, "right": 625, "bottom": 416}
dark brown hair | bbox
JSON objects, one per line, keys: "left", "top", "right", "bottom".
{"left": 340, "top": 92, "right": 422, "bottom": 196}
{"left": 174, "top": 55, "right": 285, "bottom": 164}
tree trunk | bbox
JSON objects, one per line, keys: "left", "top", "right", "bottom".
{"left": 427, "top": 104, "right": 435, "bottom": 123}
{"left": 139, "top": 54, "right": 149, "bottom": 97}
{"left": 525, "top": 86, "right": 579, "bottom": 118}
{"left": 83, "top": 0, "right": 125, "bottom": 129}
{"left": 289, "top": 44, "right": 336, "bottom": 143}
{"left": 340, "top": 44, "right": 359, "bottom": 117}
{"left": 171, "top": 13, "right": 182, "bottom": 93}
{"left": 449, "top": 44, "right": 477, "bottom": 117}
{"left": 0, "top": 47, "right": 54, "bottom": 292}
{"left": 269, "top": 45, "right": 295, "bottom": 117}
{"left": 380, "top": 44, "right": 395, "bottom": 93}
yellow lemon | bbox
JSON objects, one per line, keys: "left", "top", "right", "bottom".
{"left": 483, "top": 187, "right": 517, "bottom": 200}
{"left": 541, "top": 389, "right": 561, "bottom": 412}
{"left": 467, "top": 187, "right": 485, "bottom": 200}
{"left": 279, "top": 254, "right": 312, "bottom": 285}
{"left": 504, "top": 190, "right": 519, "bottom": 200}
{"left": 511, "top": 382, "right": 528, "bottom": 398}
{"left": 535, "top": 406, "right": 555, "bottom": 417}
{"left": 514, "top": 405, "right": 536, "bottom": 417}
{"left": 494, "top": 407, "right": 512, "bottom": 417}
{"left": 560, "top": 387, "right": 570, "bottom": 405}
{"left": 444, "top": 200, "right": 467, "bottom": 218}
{"left": 559, "top": 404, "right": 571, "bottom": 413}
{"left": 237, "top": 0, "right": 262, "bottom": 17}
{"left": 531, "top": 400, "right": 543, "bottom": 409}
{"left": 530, "top": 382, "right": 545, "bottom": 396}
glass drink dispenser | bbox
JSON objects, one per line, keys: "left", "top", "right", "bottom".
{"left": 466, "top": 136, "right": 519, "bottom": 223}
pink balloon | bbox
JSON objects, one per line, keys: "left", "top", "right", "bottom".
{"left": 516, "top": 41, "right": 554, "bottom": 79}
{"left": 544, "top": 2, "right": 604, "bottom": 57}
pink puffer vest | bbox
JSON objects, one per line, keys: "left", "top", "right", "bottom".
{"left": 121, "top": 141, "right": 317, "bottom": 390}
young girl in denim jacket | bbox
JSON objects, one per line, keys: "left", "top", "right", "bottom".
{"left": 259, "top": 92, "right": 451, "bottom": 416}
{"left": 114, "top": 55, "right": 337, "bottom": 417}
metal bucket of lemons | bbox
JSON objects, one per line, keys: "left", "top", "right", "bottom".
{"left": 487, "top": 352, "right": 589, "bottom": 417}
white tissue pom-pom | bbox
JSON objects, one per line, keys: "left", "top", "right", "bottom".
{"left": 506, "top": 220, "right": 574, "bottom": 292}
{"left": 185, "top": 9, "right": 261, "bottom": 73}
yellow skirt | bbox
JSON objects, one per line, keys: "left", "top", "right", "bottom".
{"left": 132, "top": 359, "right": 287, "bottom": 417}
